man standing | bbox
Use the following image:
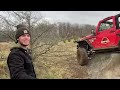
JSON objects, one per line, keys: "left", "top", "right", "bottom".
{"left": 7, "top": 24, "right": 37, "bottom": 79}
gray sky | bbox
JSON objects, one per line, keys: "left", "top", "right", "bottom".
{"left": 0, "top": 11, "right": 120, "bottom": 26}
{"left": 40, "top": 11, "right": 120, "bottom": 26}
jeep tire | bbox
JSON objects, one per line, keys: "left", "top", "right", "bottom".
{"left": 77, "top": 47, "right": 89, "bottom": 66}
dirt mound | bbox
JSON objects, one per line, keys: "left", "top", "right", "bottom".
{"left": 86, "top": 52, "right": 120, "bottom": 79}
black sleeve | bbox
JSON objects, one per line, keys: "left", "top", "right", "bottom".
{"left": 7, "top": 53, "right": 36, "bottom": 79}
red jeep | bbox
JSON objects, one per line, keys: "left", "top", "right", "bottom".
{"left": 75, "top": 14, "right": 120, "bottom": 66}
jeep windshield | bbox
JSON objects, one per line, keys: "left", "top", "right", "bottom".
{"left": 99, "top": 18, "right": 113, "bottom": 32}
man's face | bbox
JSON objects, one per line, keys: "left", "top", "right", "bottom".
{"left": 18, "top": 34, "right": 31, "bottom": 46}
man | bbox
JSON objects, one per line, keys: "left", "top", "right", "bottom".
{"left": 7, "top": 24, "right": 37, "bottom": 79}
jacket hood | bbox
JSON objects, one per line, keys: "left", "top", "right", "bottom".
{"left": 10, "top": 47, "right": 27, "bottom": 51}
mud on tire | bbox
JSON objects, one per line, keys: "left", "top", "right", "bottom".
{"left": 77, "top": 47, "right": 89, "bottom": 66}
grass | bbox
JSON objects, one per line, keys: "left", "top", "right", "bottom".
{"left": 1, "top": 40, "right": 120, "bottom": 79}
{"left": 0, "top": 40, "right": 88, "bottom": 79}
{"left": 0, "top": 61, "right": 9, "bottom": 79}
{"left": 34, "top": 40, "right": 88, "bottom": 79}
{"left": 0, "top": 42, "right": 13, "bottom": 79}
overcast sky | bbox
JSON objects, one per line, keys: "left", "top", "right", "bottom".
{"left": 40, "top": 11, "right": 120, "bottom": 26}
{"left": 0, "top": 11, "right": 120, "bottom": 26}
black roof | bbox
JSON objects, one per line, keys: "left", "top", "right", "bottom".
{"left": 115, "top": 13, "right": 120, "bottom": 17}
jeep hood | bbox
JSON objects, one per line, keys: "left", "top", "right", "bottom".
{"left": 79, "top": 34, "right": 93, "bottom": 41}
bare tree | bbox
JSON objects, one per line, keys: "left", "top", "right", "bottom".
{"left": 0, "top": 11, "right": 59, "bottom": 61}
{"left": 56, "top": 22, "right": 96, "bottom": 41}
{"left": 31, "top": 21, "right": 59, "bottom": 60}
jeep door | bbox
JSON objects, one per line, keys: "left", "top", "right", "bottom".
{"left": 93, "top": 17, "right": 117, "bottom": 49}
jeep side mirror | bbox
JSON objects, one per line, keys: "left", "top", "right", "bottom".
{"left": 91, "top": 29, "right": 96, "bottom": 35}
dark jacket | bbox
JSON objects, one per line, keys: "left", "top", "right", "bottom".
{"left": 7, "top": 47, "right": 36, "bottom": 79}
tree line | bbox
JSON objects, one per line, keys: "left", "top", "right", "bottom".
{"left": 0, "top": 21, "right": 96, "bottom": 42}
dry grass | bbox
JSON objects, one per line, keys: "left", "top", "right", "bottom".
{"left": 0, "top": 40, "right": 88, "bottom": 79}
{"left": 1, "top": 40, "right": 120, "bottom": 79}
{"left": 0, "top": 42, "right": 13, "bottom": 59}
{"left": 0, "top": 61, "right": 9, "bottom": 79}
{"left": 34, "top": 39, "right": 88, "bottom": 79}
{"left": 0, "top": 42, "right": 13, "bottom": 79}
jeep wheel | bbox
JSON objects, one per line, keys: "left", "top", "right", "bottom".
{"left": 77, "top": 47, "right": 88, "bottom": 66}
